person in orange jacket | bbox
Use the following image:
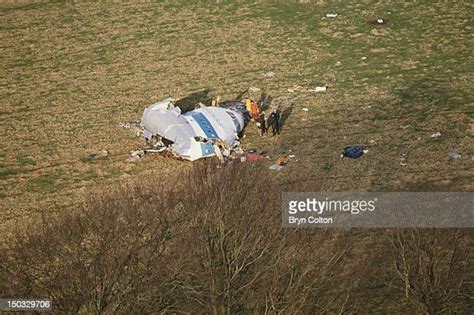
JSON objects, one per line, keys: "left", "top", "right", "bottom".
{"left": 250, "top": 100, "right": 259, "bottom": 121}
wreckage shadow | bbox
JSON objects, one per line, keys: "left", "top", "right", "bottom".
{"left": 175, "top": 89, "right": 211, "bottom": 112}
{"left": 234, "top": 88, "right": 249, "bottom": 101}
{"left": 259, "top": 93, "right": 273, "bottom": 112}
{"left": 280, "top": 104, "right": 293, "bottom": 131}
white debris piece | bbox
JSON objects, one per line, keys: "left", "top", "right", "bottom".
{"left": 262, "top": 71, "right": 275, "bottom": 78}
{"left": 430, "top": 132, "right": 442, "bottom": 138}
{"left": 448, "top": 151, "right": 461, "bottom": 159}
{"left": 326, "top": 13, "right": 338, "bottom": 18}
{"left": 248, "top": 86, "right": 261, "bottom": 93}
{"left": 308, "top": 86, "right": 327, "bottom": 93}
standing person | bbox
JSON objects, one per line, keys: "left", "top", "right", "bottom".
{"left": 251, "top": 100, "right": 259, "bottom": 121}
{"left": 269, "top": 107, "right": 281, "bottom": 136}
{"left": 245, "top": 96, "right": 252, "bottom": 112}
{"left": 211, "top": 95, "right": 221, "bottom": 107}
{"left": 257, "top": 111, "right": 266, "bottom": 136}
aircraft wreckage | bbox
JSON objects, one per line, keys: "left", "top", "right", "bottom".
{"left": 140, "top": 98, "right": 249, "bottom": 161}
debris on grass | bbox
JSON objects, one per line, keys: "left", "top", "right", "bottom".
{"left": 118, "top": 121, "right": 142, "bottom": 137}
{"left": 368, "top": 18, "right": 388, "bottom": 25}
{"left": 118, "top": 121, "right": 140, "bottom": 129}
{"left": 269, "top": 164, "right": 284, "bottom": 171}
{"left": 245, "top": 153, "right": 265, "bottom": 162}
{"left": 127, "top": 155, "right": 141, "bottom": 163}
{"left": 127, "top": 149, "right": 144, "bottom": 162}
{"left": 262, "top": 71, "right": 275, "bottom": 78}
{"left": 276, "top": 156, "right": 290, "bottom": 166}
{"left": 288, "top": 85, "right": 302, "bottom": 93}
{"left": 81, "top": 153, "right": 97, "bottom": 163}
{"left": 326, "top": 13, "right": 338, "bottom": 18}
{"left": 302, "top": 107, "right": 309, "bottom": 112}
{"left": 430, "top": 132, "right": 442, "bottom": 138}
{"left": 81, "top": 150, "right": 109, "bottom": 163}
{"left": 248, "top": 86, "right": 261, "bottom": 93}
{"left": 448, "top": 151, "right": 462, "bottom": 159}
{"left": 308, "top": 86, "right": 328, "bottom": 93}
{"left": 340, "top": 146, "right": 368, "bottom": 158}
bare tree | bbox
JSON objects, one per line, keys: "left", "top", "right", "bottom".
{"left": 168, "top": 162, "right": 354, "bottom": 314}
{"left": 1, "top": 180, "right": 183, "bottom": 314}
{"left": 389, "top": 229, "right": 473, "bottom": 314}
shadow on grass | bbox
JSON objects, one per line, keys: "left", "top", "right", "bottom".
{"left": 175, "top": 89, "right": 211, "bottom": 112}
{"left": 280, "top": 104, "right": 294, "bottom": 131}
{"left": 392, "top": 79, "right": 465, "bottom": 112}
{"left": 259, "top": 92, "right": 273, "bottom": 112}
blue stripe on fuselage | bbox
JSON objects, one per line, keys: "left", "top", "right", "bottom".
{"left": 186, "top": 112, "right": 219, "bottom": 139}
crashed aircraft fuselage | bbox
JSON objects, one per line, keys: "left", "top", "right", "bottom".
{"left": 140, "top": 98, "right": 247, "bottom": 161}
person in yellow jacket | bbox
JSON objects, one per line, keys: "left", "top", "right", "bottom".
{"left": 245, "top": 96, "right": 252, "bottom": 113}
{"left": 211, "top": 95, "right": 221, "bottom": 107}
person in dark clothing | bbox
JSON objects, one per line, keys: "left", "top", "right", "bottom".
{"left": 268, "top": 108, "right": 281, "bottom": 136}
{"left": 257, "top": 111, "right": 266, "bottom": 136}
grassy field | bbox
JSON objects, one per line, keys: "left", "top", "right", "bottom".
{"left": 1, "top": 0, "right": 473, "bottom": 228}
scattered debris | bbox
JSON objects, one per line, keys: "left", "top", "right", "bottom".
{"left": 127, "top": 155, "right": 141, "bottom": 163}
{"left": 126, "top": 149, "right": 145, "bottom": 162}
{"left": 276, "top": 156, "right": 290, "bottom": 166}
{"left": 143, "top": 147, "right": 167, "bottom": 154}
{"left": 248, "top": 86, "right": 261, "bottom": 93}
{"left": 81, "top": 153, "right": 97, "bottom": 163}
{"left": 400, "top": 154, "right": 407, "bottom": 165}
{"left": 308, "top": 86, "right": 328, "bottom": 93}
{"left": 287, "top": 85, "right": 302, "bottom": 93}
{"left": 448, "top": 151, "right": 462, "bottom": 159}
{"left": 269, "top": 164, "right": 284, "bottom": 171}
{"left": 234, "top": 147, "right": 244, "bottom": 154}
{"left": 195, "top": 102, "right": 206, "bottom": 108}
{"left": 368, "top": 18, "right": 388, "bottom": 25}
{"left": 430, "top": 132, "right": 442, "bottom": 138}
{"left": 100, "top": 149, "right": 109, "bottom": 157}
{"left": 326, "top": 13, "right": 338, "bottom": 18}
{"left": 262, "top": 71, "right": 275, "bottom": 78}
{"left": 118, "top": 121, "right": 140, "bottom": 129}
{"left": 336, "top": 61, "right": 342, "bottom": 66}
{"left": 302, "top": 107, "right": 309, "bottom": 112}
{"left": 340, "top": 146, "right": 368, "bottom": 159}
{"left": 361, "top": 56, "right": 367, "bottom": 60}
{"left": 130, "top": 149, "right": 144, "bottom": 157}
